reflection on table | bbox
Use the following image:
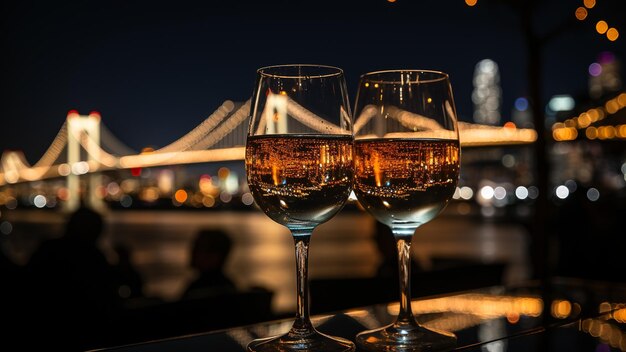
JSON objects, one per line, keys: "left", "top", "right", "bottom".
{"left": 89, "top": 278, "right": 626, "bottom": 352}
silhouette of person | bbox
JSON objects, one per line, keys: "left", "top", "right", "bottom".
{"left": 183, "top": 229, "right": 236, "bottom": 298}
{"left": 25, "top": 207, "right": 121, "bottom": 351}
{"left": 112, "top": 243, "right": 144, "bottom": 300}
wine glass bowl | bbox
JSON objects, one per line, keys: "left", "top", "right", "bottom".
{"left": 245, "top": 64, "right": 355, "bottom": 352}
{"left": 246, "top": 134, "right": 354, "bottom": 227}
{"left": 353, "top": 70, "right": 460, "bottom": 351}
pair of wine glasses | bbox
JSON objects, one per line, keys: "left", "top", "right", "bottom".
{"left": 245, "top": 64, "right": 460, "bottom": 352}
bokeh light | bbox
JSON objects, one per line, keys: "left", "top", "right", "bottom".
{"left": 574, "top": 6, "right": 587, "bottom": 21}
{"left": 587, "top": 188, "right": 600, "bottom": 201}
{"left": 480, "top": 185, "right": 495, "bottom": 200}
{"left": 606, "top": 28, "right": 619, "bottom": 41}
{"left": 555, "top": 185, "right": 569, "bottom": 199}
{"left": 515, "top": 186, "right": 528, "bottom": 200}
{"left": 174, "top": 189, "right": 188, "bottom": 203}
{"left": 575, "top": 7, "right": 587, "bottom": 20}
{"left": 596, "top": 20, "right": 608, "bottom": 34}
{"left": 241, "top": 192, "right": 255, "bottom": 206}
{"left": 494, "top": 186, "right": 507, "bottom": 200}
{"left": 33, "top": 195, "right": 47, "bottom": 208}
{"left": 0, "top": 221, "right": 13, "bottom": 235}
{"left": 514, "top": 97, "right": 528, "bottom": 111}
{"left": 588, "top": 62, "right": 602, "bottom": 76}
{"left": 459, "top": 186, "right": 474, "bottom": 200}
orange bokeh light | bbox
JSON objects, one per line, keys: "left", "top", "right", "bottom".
{"left": 596, "top": 21, "right": 608, "bottom": 34}
{"left": 174, "top": 189, "right": 188, "bottom": 203}
{"left": 575, "top": 7, "right": 587, "bottom": 20}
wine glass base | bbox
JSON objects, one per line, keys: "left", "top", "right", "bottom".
{"left": 247, "top": 328, "right": 355, "bottom": 352}
{"left": 356, "top": 322, "right": 456, "bottom": 352}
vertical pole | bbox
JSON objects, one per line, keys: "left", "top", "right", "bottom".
{"left": 522, "top": 0, "right": 550, "bottom": 289}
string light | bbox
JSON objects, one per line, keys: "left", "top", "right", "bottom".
{"left": 552, "top": 92, "right": 626, "bottom": 141}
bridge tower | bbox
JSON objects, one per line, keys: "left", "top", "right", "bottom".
{"left": 66, "top": 111, "right": 106, "bottom": 212}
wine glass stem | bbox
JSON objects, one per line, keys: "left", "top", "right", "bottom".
{"left": 394, "top": 234, "right": 416, "bottom": 324}
{"left": 291, "top": 230, "right": 313, "bottom": 333}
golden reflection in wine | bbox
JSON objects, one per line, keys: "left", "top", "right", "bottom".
{"left": 354, "top": 138, "right": 460, "bottom": 228}
{"left": 246, "top": 134, "right": 353, "bottom": 226}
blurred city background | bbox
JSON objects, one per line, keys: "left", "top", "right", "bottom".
{"left": 1, "top": 0, "right": 625, "bottom": 350}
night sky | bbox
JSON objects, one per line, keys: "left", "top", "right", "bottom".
{"left": 2, "top": 0, "right": 625, "bottom": 162}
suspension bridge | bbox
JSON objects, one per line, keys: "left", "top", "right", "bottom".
{"left": 0, "top": 95, "right": 537, "bottom": 211}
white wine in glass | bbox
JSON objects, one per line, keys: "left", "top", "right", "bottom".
{"left": 245, "top": 64, "right": 355, "bottom": 352}
{"left": 353, "top": 70, "right": 460, "bottom": 351}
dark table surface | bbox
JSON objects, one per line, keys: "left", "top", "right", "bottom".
{"left": 90, "top": 277, "right": 626, "bottom": 351}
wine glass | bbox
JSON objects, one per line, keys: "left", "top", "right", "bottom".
{"left": 353, "top": 70, "right": 460, "bottom": 351}
{"left": 244, "top": 64, "right": 355, "bottom": 352}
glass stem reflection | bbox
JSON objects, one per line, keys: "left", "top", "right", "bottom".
{"left": 394, "top": 231, "right": 416, "bottom": 325}
{"left": 291, "top": 230, "right": 314, "bottom": 334}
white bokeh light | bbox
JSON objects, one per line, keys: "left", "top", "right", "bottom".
{"left": 480, "top": 186, "right": 495, "bottom": 200}
{"left": 453, "top": 187, "right": 461, "bottom": 200}
{"left": 555, "top": 185, "right": 569, "bottom": 199}
{"left": 494, "top": 186, "right": 507, "bottom": 200}
{"left": 71, "top": 161, "right": 90, "bottom": 175}
{"left": 33, "top": 195, "right": 47, "bottom": 208}
{"left": 515, "top": 186, "right": 528, "bottom": 200}
{"left": 460, "top": 186, "right": 474, "bottom": 200}
{"left": 241, "top": 192, "right": 255, "bottom": 206}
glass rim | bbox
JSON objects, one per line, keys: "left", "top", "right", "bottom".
{"left": 359, "top": 69, "right": 449, "bottom": 84}
{"left": 257, "top": 64, "right": 344, "bottom": 79}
